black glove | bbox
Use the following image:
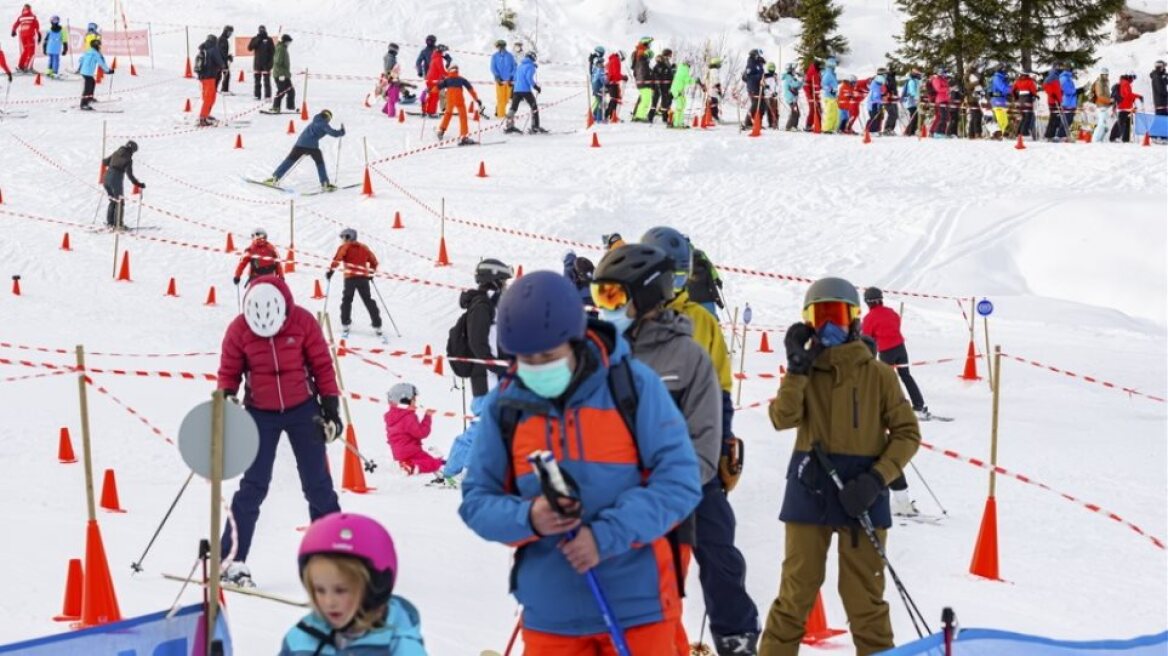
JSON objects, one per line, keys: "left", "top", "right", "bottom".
{"left": 784, "top": 322, "right": 820, "bottom": 375}
{"left": 319, "top": 395, "right": 343, "bottom": 441}
{"left": 137, "top": 181, "right": 146, "bottom": 189}
{"left": 5, "top": 73, "right": 11, "bottom": 83}
{"left": 839, "top": 471, "right": 884, "bottom": 518}
{"left": 534, "top": 84, "right": 542, "bottom": 94}
{"left": 223, "top": 390, "right": 239, "bottom": 404}
{"left": 232, "top": 276, "right": 241, "bottom": 285}
{"left": 10, "top": 31, "right": 15, "bottom": 38}
{"left": 325, "top": 269, "right": 334, "bottom": 280}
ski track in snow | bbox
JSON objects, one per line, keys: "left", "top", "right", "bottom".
{"left": 0, "top": 2, "right": 1166, "bottom": 654}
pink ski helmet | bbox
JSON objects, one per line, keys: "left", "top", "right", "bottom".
{"left": 298, "top": 512, "right": 398, "bottom": 610}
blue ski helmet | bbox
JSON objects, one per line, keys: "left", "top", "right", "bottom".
{"left": 640, "top": 226, "right": 693, "bottom": 290}
{"left": 497, "top": 271, "right": 586, "bottom": 356}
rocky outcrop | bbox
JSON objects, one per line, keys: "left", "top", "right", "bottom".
{"left": 1116, "top": 5, "right": 1168, "bottom": 42}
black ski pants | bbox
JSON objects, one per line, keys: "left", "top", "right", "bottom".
{"left": 508, "top": 91, "right": 539, "bottom": 128}
{"left": 605, "top": 82, "right": 621, "bottom": 120}
{"left": 785, "top": 103, "right": 801, "bottom": 130}
{"left": 878, "top": 344, "right": 926, "bottom": 411}
{"left": 274, "top": 75, "right": 296, "bottom": 111}
{"left": 649, "top": 83, "right": 671, "bottom": 122}
{"left": 694, "top": 479, "right": 759, "bottom": 640}
{"left": 1111, "top": 110, "right": 1133, "bottom": 142}
{"left": 103, "top": 169, "right": 126, "bottom": 227}
{"left": 253, "top": 69, "right": 272, "bottom": 99}
{"left": 882, "top": 102, "right": 899, "bottom": 133}
{"left": 340, "top": 276, "right": 382, "bottom": 329}
{"left": 904, "top": 107, "right": 919, "bottom": 135}
{"left": 1019, "top": 105, "right": 1036, "bottom": 139}
{"left": 81, "top": 75, "right": 96, "bottom": 108}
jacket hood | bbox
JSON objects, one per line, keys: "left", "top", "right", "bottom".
{"left": 21, "top": 7, "right": 31, "bottom": 15}
{"left": 812, "top": 338, "right": 874, "bottom": 374}
{"left": 632, "top": 309, "right": 693, "bottom": 348}
{"left": 385, "top": 405, "right": 416, "bottom": 428}
{"left": 459, "top": 288, "right": 487, "bottom": 310}
{"left": 245, "top": 274, "right": 295, "bottom": 332}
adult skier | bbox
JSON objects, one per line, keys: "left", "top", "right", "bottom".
{"left": 803, "top": 58, "right": 821, "bottom": 130}
{"left": 989, "top": 64, "right": 1012, "bottom": 136}
{"left": 1058, "top": 65, "right": 1079, "bottom": 139}
{"left": 928, "top": 68, "right": 951, "bottom": 137}
{"left": 101, "top": 140, "right": 144, "bottom": 229}
{"left": 605, "top": 50, "right": 627, "bottom": 122}
{"left": 866, "top": 70, "right": 886, "bottom": 135}
{"left": 630, "top": 36, "right": 653, "bottom": 120}
{"left": 669, "top": 58, "right": 698, "bottom": 128}
{"left": 422, "top": 44, "right": 449, "bottom": 116}
{"left": 490, "top": 38, "right": 516, "bottom": 118}
{"left": 436, "top": 64, "right": 484, "bottom": 145}
{"left": 414, "top": 34, "right": 448, "bottom": 78}
{"left": 218, "top": 275, "right": 343, "bottom": 587}
{"left": 77, "top": 38, "right": 111, "bottom": 110}
{"left": 217, "top": 25, "right": 234, "bottom": 93}
{"left": 271, "top": 34, "right": 295, "bottom": 113}
{"left": 838, "top": 75, "right": 857, "bottom": 134}
{"left": 782, "top": 64, "right": 803, "bottom": 131}
{"left": 901, "top": 68, "right": 922, "bottom": 135}
{"left": 1042, "top": 63, "right": 1064, "bottom": 141}
{"left": 647, "top": 49, "right": 674, "bottom": 124}
{"left": 458, "top": 271, "right": 701, "bottom": 652}
{"left": 262, "top": 109, "right": 345, "bottom": 190}
{"left": 1012, "top": 70, "right": 1038, "bottom": 139}
{"left": 860, "top": 288, "right": 929, "bottom": 419}
{"left": 462, "top": 258, "right": 513, "bottom": 399}
{"left": 232, "top": 228, "right": 283, "bottom": 285}
{"left": 326, "top": 228, "right": 382, "bottom": 339}
{"left": 758, "top": 277, "right": 920, "bottom": 656}
{"left": 1152, "top": 60, "right": 1168, "bottom": 117}
{"left": 686, "top": 247, "right": 724, "bottom": 318}
{"left": 196, "top": 34, "right": 226, "bottom": 126}
{"left": 505, "top": 51, "right": 546, "bottom": 134}
{"left": 881, "top": 66, "right": 900, "bottom": 135}
{"left": 247, "top": 25, "right": 274, "bottom": 100}
{"left": 820, "top": 56, "right": 839, "bottom": 133}
{"left": 1091, "top": 68, "right": 1114, "bottom": 144}
{"left": 594, "top": 245, "right": 760, "bottom": 655}
{"left": 10, "top": 4, "right": 40, "bottom": 73}
{"left": 1111, "top": 72, "right": 1142, "bottom": 142}
{"left": 741, "top": 48, "right": 766, "bottom": 130}
{"left": 42, "top": 15, "right": 65, "bottom": 77}
{"left": 590, "top": 50, "right": 608, "bottom": 124}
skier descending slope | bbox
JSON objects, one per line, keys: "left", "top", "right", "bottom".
{"left": 217, "top": 275, "right": 343, "bottom": 588}
{"left": 326, "top": 228, "right": 382, "bottom": 340}
{"left": 459, "top": 271, "right": 701, "bottom": 653}
{"left": 263, "top": 109, "right": 346, "bottom": 191}
{"left": 232, "top": 228, "right": 283, "bottom": 286}
{"left": 505, "top": 51, "right": 546, "bottom": 134}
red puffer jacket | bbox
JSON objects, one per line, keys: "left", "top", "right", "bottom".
{"left": 217, "top": 276, "right": 340, "bottom": 412}
{"left": 606, "top": 53, "right": 625, "bottom": 85}
{"left": 860, "top": 304, "right": 905, "bottom": 353}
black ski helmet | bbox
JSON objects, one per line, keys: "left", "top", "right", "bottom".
{"left": 863, "top": 287, "right": 883, "bottom": 305}
{"left": 474, "top": 258, "right": 513, "bottom": 288}
{"left": 573, "top": 256, "right": 595, "bottom": 282}
{"left": 425, "top": 34, "right": 436, "bottom": 46}
{"left": 125, "top": 140, "right": 138, "bottom": 153}
{"left": 593, "top": 244, "right": 676, "bottom": 315}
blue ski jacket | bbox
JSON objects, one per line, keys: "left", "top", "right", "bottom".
{"left": 1060, "top": 70, "right": 1078, "bottom": 109}
{"left": 459, "top": 323, "right": 701, "bottom": 637}
{"left": 491, "top": 50, "right": 517, "bottom": 82}
{"left": 990, "top": 71, "right": 1011, "bottom": 107}
{"left": 44, "top": 26, "right": 66, "bottom": 55}
{"left": 782, "top": 72, "right": 803, "bottom": 104}
{"left": 901, "top": 77, "right": 920, "bottom": 108}
{"left": 78, "top": 47, "right": 110, "bottom": 77}
{"left": 867, "top": 74, "right": 886, "bottom": 106}
{"left": 821, "top": 67, "right": 839, "bottom": 99}
{"left": 590, "top": 65, "right": 607, "bottom": 94}
{"left": 514, "top": 58, "right": 538, "bottom": 93}
{"left": 295, "top": 113, "right": 345, "bottom": 149}
{"left": 278, "top": 597, "right": 426, "bottom": 655}
{"left": 743, "top": 55, "right": 764, "bottom": 92}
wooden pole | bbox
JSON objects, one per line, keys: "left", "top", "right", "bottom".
{"left": 968, "top": 297, "right": 976, "bottom": 342}
{"left": 319, "top": 312, "right": 354, "bottom": 426}
{"left": 988, "top": 345, "right": 1002, "bottom": 497}
{"left": 148, "top": 22, "right": 155, "bottom": 69}
{"left": 727, "top": 305, "right": 740, "bottom": 354}
{"left": 207, "top": 390, "right": 224, "bottom": 656}
{"left": 289, "top": 199, "right": 295, "bottom": 247}
{"left": 983, "top": 315, "right": 993, "bottom": 390}
{"left": 440, "top": 197, "right": 446, "bottom": 242}
{"left": 735, "top": 324, "right": 748, "bottom": 405}
{"left": 76, "top": 345, "right": 97, "bottom": 522}
{"left": 112, "top": 229, "right": 121, "bottom": 278}
{"left": 184, "top": 26, "right": 190, "bottom": 72}
{"left": 301, "top": 69, "right": 309, "bottom": 111}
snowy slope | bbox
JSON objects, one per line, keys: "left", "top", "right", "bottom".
{"left": 1, "top": 1, "right": 1166, "bottom": 654}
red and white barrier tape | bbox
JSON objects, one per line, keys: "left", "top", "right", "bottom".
{"left": 999, "top": 352, "right": 1166, "bottom": 403}
{"left": 86, "top": 376, "right": 175, "bottom": 444}
{"left": 0, "top": 370, "right": 71, "bottom": 384}
{"left": 0, "top": 342, "right": 216, "bottom": 359}
{"left": 309, "top": 209, "right": 438, "bottom": 264}
{"left": 140, "top": 161, "right": 289, "bottom": 206}
{"left": 3, "top": 75, "right": 180, "bottom": 107}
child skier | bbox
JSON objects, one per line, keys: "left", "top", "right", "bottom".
{"left": 436, "top": 64, "right": 484, "bottom": 145}
{"left": 281, "top": 512, "right": 426, "bottom": 655}
{"left": 233, "top": 227, "right": 283, "bottom": 286}
{"left": 326, "top": 228, "right": 382, "bottom": 339}
{"left": 78, "top": 38, "right": 112, "bottom": 110}
{"left": 384, "top": 383, "right": 443, "bottom": 475}
{"left": 505, "top": 51, "right": 545, "bottom": 134}
{"left": 42, "top": 15, "right": 66, "bottom": 77}
{"left": 264, "top": 109, "right": 345, "bottom": 190}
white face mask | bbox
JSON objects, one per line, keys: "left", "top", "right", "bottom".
{"left": 599, "top": 307, "right": 634, "bottom": 335}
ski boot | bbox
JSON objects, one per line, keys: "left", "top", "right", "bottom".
{"left": 261, "top": 177, "right": 279, "bottom": 186}
{"left": 892, "top": 489, "right": 921, "bottom": 517}
{"left": 714, "top": 632, "right": 759, "bottom": 656}
{"left": 341, "top": 324, "right": 351, "bottom": 339}
{"left": 436, "top": 129, "right": 446, "bottom": 140}
{"left": 374, "top": 327, "right": 388, "bottom": 343}
{"left": 458, "top": 136, "right": 477, "bottom": 146}
{"left": 321, "top": 182, "right": 338, "bottom": 192}
{"left": 914, "top": 405, "right": 932, "bottom": 421}
{"left": 427, "top": 472, "right": 459, "bottom": 489}
{"left": 527, "top": 125, "right": 549, "bottom": 134}
{"left": 221, "top": 562, "right": 255, "bottom": 588}
{"left": 80, "top": 104, "right": 95, "bottom": 111}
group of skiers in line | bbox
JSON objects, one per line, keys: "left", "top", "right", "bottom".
{"left": 585, "top": 36, "right": 718, "bottom": 128}
{"left": 759, "top": 54, "right": 1168, "bottom": 144}
{"left": 193, "top": 25, "right": 296, "bottom": 126}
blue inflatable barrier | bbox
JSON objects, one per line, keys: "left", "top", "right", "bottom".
{"left": 879, "top": 628, "right": 1167, "bottom": 655}
{"left": 1135, "top": 113, "right": 1168, "bottom": 139}
{"left": 0, "top": 603, "right": 232, "bottom": 655}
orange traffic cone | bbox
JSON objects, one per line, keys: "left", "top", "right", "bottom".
{"left": 336, "top": 338, "right": 348, "bottom": 357}
{"left": 801, "top": 592, "right": 847, "bottom": 644}
{"left": 204, "top": 286, "right": 217, "bottom": 306}
{"left": 701, "top": 106, "right": 713, "bottom": 128}
{"left": 433, "top": 355, "right": 444, "bottom": 376}
{"left": 311, "top": 279, "right": 325, "bottom": 299}
{"left": 300, "top": 101, "right": 309, "bottom": 121}
{"left": 515, "top": 264, "right": 524, "bottom": 278}
{"left": 234, "top": 133, "right": 244, "bottom": 149}
{"left": 749, "top": 110, "right": 762, "bottom": 137}
{"left": 692, "top": 114, "right": 699, "bottom": 128}
{"left": 35, "top": 72, "right": 42, "bottom": 85}
{"left": 183, "top": 98, "right": 192, "bottom": 113}
{"left": 99, "top": 469, "right": 126, "bottom": 513}
{"left": 58, "top": 427, "right": 77, "bottom": 463}
{"left": 95, "top": 67, "right": 103, "bottom": 84}
{"left": 476, "top": 161, "right": 488, "bottom": 178}
{"left": 1014, "top": 133, "right": 1026, "bottom": 150}
{"left": 52, "top": 558, "right": 84, "bottom": 621}
{"left": 391, "top": 211, "right": 404, "bottom": 229}
{"left": 130, "top": 63, "right": 138, "bottom": 76}
{"left": 0, "top": 187, "right": 3, "bottom": 203}
{"left": 1142, "top": 132, "right": 1151, "bottom": 147}
{"left": 164, "top": 277, "right": 178, "bottom": 297}
{"left": 237, "top": 69, "right": 245, "bottom": 83}
{"left": 361, "top": 167, "right": 374, "bottom": 196}
{"left": 398, "top": 109, "right": 405, "bottom": 123}
{"left": 969, "top": 496, "right": 1001, "bottom": 581}
{"left": 11, "top": 275, "right": 21, "bottom": 296}
{"left": 61, "top": 232, "right": 72, "bottom": 251}
{"left": 287, "top": 119, "right": 296, "bottom": 134}
{"left": 225, "top": 233, "right": 236, "bottom": 252}
{"left": 590, "top": 132, "right": 601, "bottom": 148}
{"left": 436, "top": 237, "right": 451, "bottom": 266}
{"left": 863, "top": 126, "right": 872, "bottom": 144}
{"left": 422, "top": 344, "right": 433, "bottom": 365}
{"left": 116, "top": 252, "right": 131, "bottom": 282}
{"left": 76, "top": 519, "right": 122, "bottom": 627}
{"left": 341, "top": 426, "right": 374, "bottom": 494}
{"left": 586, "top": 109, "right": 594, "bottom": 128}
{"left": 285, "top": 247, "right": 296, "bottom": 273}
{"left": 184, "top": 57, "right": 193, "bottom": 78}
{"left": 758, "top": 331, "right": 774, "bottom": 353}
{"left": 959, "top": 340, "right": 981, "bottom": 381}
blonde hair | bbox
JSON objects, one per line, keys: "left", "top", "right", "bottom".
{"left": 301, "top": 554, "right": 387, "bottom": 633}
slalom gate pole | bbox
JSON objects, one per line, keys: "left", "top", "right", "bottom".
{"left": 135, "top": 188, "right": 144, "bottom": 231}
{"left": 131, "top": 471, "right": 195, "bottom": 573}
{"left": 811, "top": 443, "right": 931, "bottom": 638}
{"left": 910, "top": 461, "right": 948, "bottom": 516}
{"left": 321, "top": 274, "right": 332, "bottom": 315}
{"left": 235, "top": 281, "right": 241, "bottom": 314}
{"left": 369, "top": 278, "right": 401, "bottom": 337}
{"left": 334, "top": 132, "right": 343, "bottom": 186}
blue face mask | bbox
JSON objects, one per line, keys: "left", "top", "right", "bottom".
{"left": 517, "top": 357, "right": 573, "bottom": 399}
{"left": 599, "top": 307, "right": 634, "bottom": 335}
{"left": 817, "top": 322, "right": 849, "bottom": 348}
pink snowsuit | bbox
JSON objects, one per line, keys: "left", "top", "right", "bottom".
{"left": 385, "top": 405, "right": 443, "bottom": 474}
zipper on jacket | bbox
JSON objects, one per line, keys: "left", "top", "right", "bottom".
{"left": 852, "top": 388, "right": 858, "bottom": 429}
{"left": 269, "top": 338, "right": 285, "bottom": 412}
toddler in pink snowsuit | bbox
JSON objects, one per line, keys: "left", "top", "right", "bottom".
{"left": 384, "top": 383, "right": 443, "bottom": 474}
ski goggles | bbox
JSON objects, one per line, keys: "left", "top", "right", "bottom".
{"left": 591, "top": 281, "right": 631, "bottom": 311}
{"left": 251, "top": 230, "right": 267, "bottom": 239}
{"left": 672, "top": 271, "right": 689, "bottom": 292}
{"left": 802, "top": 301, "right": 859, "bottom": 330}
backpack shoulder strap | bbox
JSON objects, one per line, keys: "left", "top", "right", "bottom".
{"left": 606, "top": 358, "right": 642, "bottom": 470}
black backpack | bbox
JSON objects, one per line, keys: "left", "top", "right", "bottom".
{"left": 445, "top": 310, "right": 476, "bottom": 378}
{"left": 193, "top": 49, "right": 206, "bottom": 75}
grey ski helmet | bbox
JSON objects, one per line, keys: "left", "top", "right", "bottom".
{"left": 340, "top": 228, "right": 358, "bottom": 241}
{"left": 639, "top": 226, "right": 692, "bottom": 289}
{"left": 387, "top": 382, "right": 418, "bottom": 404}
{"left": 251, "top": 227, "right": 268, "bottom": 240}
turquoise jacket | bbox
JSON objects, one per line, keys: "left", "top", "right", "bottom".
{"left": 78, "top": 47, "right": 110, "bottom": 77}
{"left": 279, "top": 597, "right": 426, "bottom": 655}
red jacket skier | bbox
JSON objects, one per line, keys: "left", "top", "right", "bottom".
{"left": 10, "top": 4, "right": 40, "bottom": 72}
{"left": 0, "top": 46, "right": 12, "bottom": 81}
{"left": 859, "top": 301, "right": 905, "bottom": 352}
{"left": 803, "top": 59, "right": 821, "bottom": 130}
{"left": 423, "top": 45, "right": 448, "bottom": 115}
{"left": 232, "top": 228, "right": 283, "bottom": 284}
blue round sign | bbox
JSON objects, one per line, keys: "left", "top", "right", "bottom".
{"left": 976, "top": 298, "right": 994, "bottom": 317}
{"left": 743, "top": 304, "right": 753, "bottom": 325}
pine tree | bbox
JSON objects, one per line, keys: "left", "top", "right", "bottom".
{"left": 997, "top": 0, "right": 1123, "bottom": 72}
{"left": 891, "top": 0, "right": 997, "bottom": 89}
{"left": 795, "top": 0, "right": 850, "bottom": 66}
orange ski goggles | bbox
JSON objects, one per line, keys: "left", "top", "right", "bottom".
{"left": 590, "top": 281, "right": 631, "bottom": 311}
{"left": 803, "top": 301, "right": 860, "bottom": 330}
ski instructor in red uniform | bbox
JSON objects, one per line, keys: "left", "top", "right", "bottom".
{"left": 216, "top": 275, "right": 344, "bottom": 588}
{"left": 10, "top": 4, "right": 40, "bottom": 72}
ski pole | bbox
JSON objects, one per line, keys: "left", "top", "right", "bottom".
{"left": 528, "top": 451, "right": 631, "bottom": 656}
{"left": 314, "top": 415, "right": 377, "bottom": 472}
{"left": 235, "top": 281, "right": 242, "bottom": 314}
{"left": 334, "top": 132, "right": 343, "bottom": 186}
{"left": 91, "top": 191, "right": 105, "bottom": 225}
{"left": 910, "top": 461, "right": 948, "bottom": 516}
{"left": 810, "top": 442, "right": 931, "bottom": 638}
{"left": 369, "top": 278, "right": 402, "bottom": 337}
{"left": 131, "top": 471, "right": 195, "bottom": 573}
{"left": 321, "top": 273, "right": 332, "bottom": 315}
{"left": 135, "top": 188, "right": 144, "bottom": 231}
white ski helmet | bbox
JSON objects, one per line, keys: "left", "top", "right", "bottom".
{"left": 387, "top": 382, "right": 418, "bottom": 404}
{"left": 243, "top": 281, "right": 288, "bottom": 337}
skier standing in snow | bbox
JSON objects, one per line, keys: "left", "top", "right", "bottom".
{"left": 327, "top": 228, "right": 382, "bottom": 339}
{"left": 669, "top": 57, "right": 699, "bottom": 128}
{"left": 423, "top": 44, "right": 449, "bottom": 116}
{"left": 458, "top": 271, "right": 701, "bottom": 652}
{"left": 506, "top": 51, "right": 545, "bottom": 134}
{"left": 630, "top": 36, "right": 653, "bottom": 121}
{"left": 1058, "top": 65, "right": 1080, "bottom": 139}
{"left": 462, "top": 258, "right": 512, "bottom": 399}
{"left": 866, "top": 69, "right": 886, "bottom": 135}
{"left": 196, "top": 34, "right": 226, "bottom": 125}
{"left": 882, "top": 66, "right": 900, "bottom": 135}
{"left": 218, "top": 275, "right": 343, "bottom": 587}
{"left": 379, "top": 43, "right": 406, "bottom": 118}
{"left": 803, "top": 58, "right": 821, "bottom": 130}
{"left": 42, "top": 15, "right": 65, "bottom": 77}
{"left": 1111, "top": 71, "right": 1142, "bottom": 142}
{"left": 217, "top": 25, "right": 234, "bottom": 93}
{"left": 282, "top": 513, "right": 426, "bottom": 654}
{"left": 1042, "top": 63, "right": 1064, "bottom": 141}
{"left": 490, "top": 38, "right": 516, "bottom": 118}
{"left": 989, "top": 64, "right": 1012, "bottom": 137}
{"left": 83, "top": 22, "right": 99, "bottom": 49}
{"left": 436, "top": 64, "right": 484, "bottom": 145}
{"left": 838, "top": 75, "right": 857, "bottom": 134}
{"left": 820, "top": 56, "right": 839, "bottom": 133}
{"left": 860, "top": 287, "right": 929, "bottom": 420}
{"left": 647, "top": 48, "right": 674, "bottom": 124}
{"left": 9, "top": 4, "right": 39, "bottom": 73}
{"left": 605, "top": 50, "right": 627, "bottom": 122}
{"left": 247, "top": 25, "right": 274, "bottom": 100}
{"left": 101, "top": 140, "right": 144, "bottom": 229}
{"left": 414, "top": 34, "right": 448, "bottom": 78}
{"left": 263, "top": 109, "right": 345, "bottom": 190}
{"left": 384, "top": 382, "right": 443, "bottom": 475}
{"left": 1012, "top": 69, "right": 1038, "bottom": 139}
{"left": 232, "top": 228, "right": 283, "bottom": 286}
{"left": 928, "top": 68, "right": 951, "bottom": 137}
{"left": 589, "top": 47, "right": 607, "bottom": 124}
{"left": 271, "top": 34, "right": 294, "bottom": 113}
{"left": 1090, "top": 68, "right": 1114, "bottom": 144}
{"left": 759, "top": 277, "right": 920, "bottom": 656}
{"left": 901, "top": 68, "right": 922, "bottom": 135}
{"left": 1152, "top": 60, "right": 1168, "bottom": 117}
{"left": 77, "top": 38, "right": 111, "bottom": 110}
{"left": 763, "top": 62, "right": 781, "bottom": 128}
{"left": 741, "top": 48, "right": 766, "bottom": 130}
{"left": 782, "top": 64, "right": 803, "bottom": 131}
